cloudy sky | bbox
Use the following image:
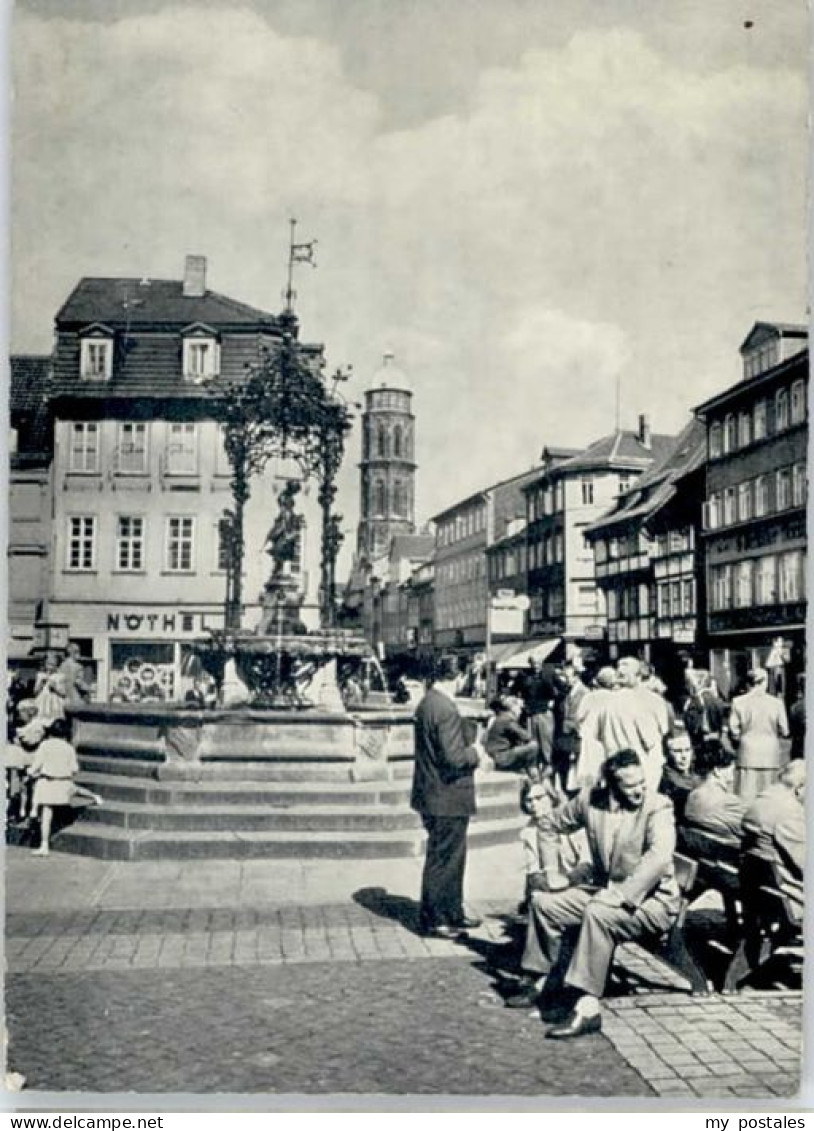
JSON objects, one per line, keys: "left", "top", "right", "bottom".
{"left": 12, "top": 0, "right": 807, "bottom": 562}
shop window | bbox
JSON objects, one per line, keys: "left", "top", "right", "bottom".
{"left": 109, "top": 641, "right": 175, "bottom": 703}
{"left": 69, "top": 422, "right": 100, "bottom": 473}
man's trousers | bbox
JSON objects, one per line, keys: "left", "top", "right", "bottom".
{"left": 419, "top": 813, "right": 469, "bottom": 929}
{"left": 521, "top": 886, "right": 674, "bottom": 998}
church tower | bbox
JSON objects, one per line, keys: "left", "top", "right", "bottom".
{"left": 356, "top": 352, "right": 416, "bottom": 561}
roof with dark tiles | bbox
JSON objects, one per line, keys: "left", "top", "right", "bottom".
{"left": 10, "top": 355, "right": 53, "bottom": 457}
{"left": 56, "top": 277, "right": 281, "bottom": 331}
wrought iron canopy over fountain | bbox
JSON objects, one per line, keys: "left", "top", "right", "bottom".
{"left": 190, "top": 227, "right": 382, "bottom": 712}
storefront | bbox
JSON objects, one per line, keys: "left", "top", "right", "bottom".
{"left": 46, "top": 603, "right": 225, "bottom": 701}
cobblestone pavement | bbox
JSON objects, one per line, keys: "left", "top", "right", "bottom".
{"left": 5, "top": 894, "right": 803, "bottom": 1099}
{"left": 4, "top": 847, "right": 803, "bottom": 1099}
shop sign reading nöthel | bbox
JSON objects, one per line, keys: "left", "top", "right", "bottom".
{"left": 106, "top": 610, "right": 207, "bottom": 635}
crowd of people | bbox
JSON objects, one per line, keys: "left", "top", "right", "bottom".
{"left": 410, "top": 652, "right": 805, "bottom": 1039}
{"left": 5, "top": 645, "right": 101, "bottom": 856}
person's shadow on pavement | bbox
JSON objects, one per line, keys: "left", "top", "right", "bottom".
{"left": 353, "top": 886, "right": 425, "bottom": 935}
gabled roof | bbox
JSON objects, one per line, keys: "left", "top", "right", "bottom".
{"left": 552, "top": 428, "right": 676, "bottom": 476}
{"left": 739, "top": 321, "right": 808, "bottom": 353}
{"left": 584, "top": 417, "right": 705, "bottom": 537}
{"left": 56, "top": 277, "right": 281, "bottom": 330}
{"left": 10, "top": 355, "right": 52, "bottom": 456}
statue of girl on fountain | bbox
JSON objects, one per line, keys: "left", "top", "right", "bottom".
{"left": 264, "top": 480, "right": 304, "bottom": 583}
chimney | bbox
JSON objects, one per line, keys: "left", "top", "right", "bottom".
{"left": 183, "top": 255, "right": 207, "bottom": 298}
{"left": 638, "top": 413, "right": 651, "bottom": 449}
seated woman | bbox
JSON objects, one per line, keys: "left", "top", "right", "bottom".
{"left": 518, "top": 776, "right": 590, "bottom": 905}
{"left": 683, "top": 738, "right": 746, "bottom": 847}
{"left": 485, "top": 695, "right": 541, "bottom": 776}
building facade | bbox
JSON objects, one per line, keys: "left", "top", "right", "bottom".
{"left": 42, "top": 257, "right": 325, "bottom": 700}
{"left": 585, "top": 418, "right": 706, "bottom": 693}
{"left": 525, "top": 423, "right": 674, "bottom": 655}
{"left": 695, "top": 322, "right": 808, "bottom": 699}
{"left": 8, "top": 355, "right": 53, "bottom": 667}
{"left": 432, "top": 466, "right": 541, "bottom": 656}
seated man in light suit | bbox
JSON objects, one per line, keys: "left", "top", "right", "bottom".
{"left": 741, "top": 760, "right": 805, "bottom": 921}
{"left": 505, "top": 748, "right": 679, "bottom": 1038}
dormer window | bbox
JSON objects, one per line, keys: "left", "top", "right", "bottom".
{"left": 80, "top": 326, "right": 114, "bottom": 380}
{"left": 182, "top": 325, "right": 220, "bottom": 382}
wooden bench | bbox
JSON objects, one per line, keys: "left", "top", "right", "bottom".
{"left": 677, "top": 827, "right": 802, "bottom": 991}
{"left": 609, "top": 852, "right": 711, "bottom": 996}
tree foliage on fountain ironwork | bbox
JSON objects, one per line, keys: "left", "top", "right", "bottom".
{"left": 205, "top": 317, "right": 353, "bottom": 630}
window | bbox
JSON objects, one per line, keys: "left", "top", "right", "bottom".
{"left": 116, "top": 516, "right": 144, "bottom": 571}
{"left": 753, "top": 399, "right": 767, "bottom": 440}
{"left": 393, "top": 425, "right": 403, "bottom": 457}
{"left": 182, "top": 337, "right": 220, "bottom": 382}
{"left": 165, "top": 516, "right": 195, "bottom": 572}
{"left": 754, "top": 475, "right": 769, "bottom": 517}
{"left": 116, "top": 422, "right": 148, "bottom": 473}
{"left": 80, "top": 338, "right": 112, "bottom": 380}
{"left": 377, "top": 427, "right": 387, "bottom": 458}
{"left": 166, "top": 424, "right": 198, "bottom": 475}
{"left": 776, "top": 467, "right": 792, "bottom": 511}
{"left": 708, "top": 423, "right": 722, "bottom": 458}
{"left": 67, "top": 516, "right": 96, "bottom": 571}
{"left": 790, "top": 380, "right": 806, "bottom": 425}
{"left": 554, "top": 533, "right": 564, "bottom": 563}
{"left": 657, "top": 583, "right": 670, "bottom": 619}
{"left": 738, "top": 481, "right": 753, "bottom": 523}
{"left": 607, "top": 589, "right": 619, "bottom": 620}
{"left": 682, "top": 579, "right": 695, "bottom": 616}
{"left": 734, "top": 560, "right": 753, "bottom": 608}
{"left": 374, "top": 480, "right": 386, "bottom": 516}
{"left": 554, "top": 481, "right": 564, "bottom": 511}
{"left": 393, "top": 481, "right": 404, "bottom": 517}
{"left": 618, "top": 474, "right": 632, "bottom": 494}
{"left": 543, "top": 487, "right": 553, "bottom": 515}
{"left": 775, "top": 389, "right": 789, "bottom": 432}
{"left": 705, "top": 493, "right": 721, "bottom": 530}
{"left": 792, "top": 463, "right": 807, "bottom": 507}
{"left": 712, "top": 564, "right": 732, "bottom": 611}
{"left": 69, "top": 422, "right": 99, "bottom": 472}
{"left": 723, "top": 414, "right": 737, "bottom": 453}
{"left": 723, "top": 487, "right": 736, "bottom": 526}
{"left": 779, "top": 550, "right": 803, "bottom": 603}
{"left": 738, "top": 412, "right": 752, "bottom": 448}
{"left": 755, "top": 555, "right": 777, "bottom": 605}
{"left": 581, "top": 477, "right": 594, "bottom": 505}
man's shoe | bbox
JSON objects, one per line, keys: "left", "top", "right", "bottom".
{"left": 419, "top": 923, "right": 462, "bottom": 940}
{"left": 450, "top": 914, "right": 482, "bottom": 931}
{"left": 545, "top": 1012, "right": 602, "bottom": 1039}
{"left": 504, "top": 982, "right": 540, "bottom": 1009}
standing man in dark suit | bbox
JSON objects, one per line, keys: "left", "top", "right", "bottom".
{"left": 412, "top": 656, "right": 492, "bottom": 939}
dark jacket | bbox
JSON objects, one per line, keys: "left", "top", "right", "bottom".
{"left": 485, "top": 712, "right": 539, "bottom": 771}
{"left": 411, "top": 688, "right": 480, "bottom": 816}
{"left": 659, "top": 764, "right": 701, "bottom": 825}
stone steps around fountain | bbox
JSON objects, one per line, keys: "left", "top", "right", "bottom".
{"left": 75, "top": 769, "right": 523, "bottom": 808}
{"left": 73, "top": 793, "right": 521, "bottom": 833}
{"left": 78, "top": 754, "right": 378, "bottom": 784}
{"left": 53, "top": 814, "right": 525, "bottom": 861}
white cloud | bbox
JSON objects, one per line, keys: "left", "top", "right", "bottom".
{"left": 12, "top": 7, "right": 807, "bottom": 551}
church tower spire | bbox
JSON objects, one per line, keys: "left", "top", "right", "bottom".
{"left": 356, "top": 352, "right": 416, "bottom": 561}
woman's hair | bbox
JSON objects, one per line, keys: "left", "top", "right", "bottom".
{"left": 694, "top": 737, "right": 735, "bottom": 776}
{"left": 47, "top": 718, "right": 71, "bottom": 741}
{"left": 519, "top": 776, "right": 550, "bottom": 815}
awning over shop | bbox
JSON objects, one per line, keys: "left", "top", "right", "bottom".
{"left": 493, "top": 637, "right": 561, "bottom": 670}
